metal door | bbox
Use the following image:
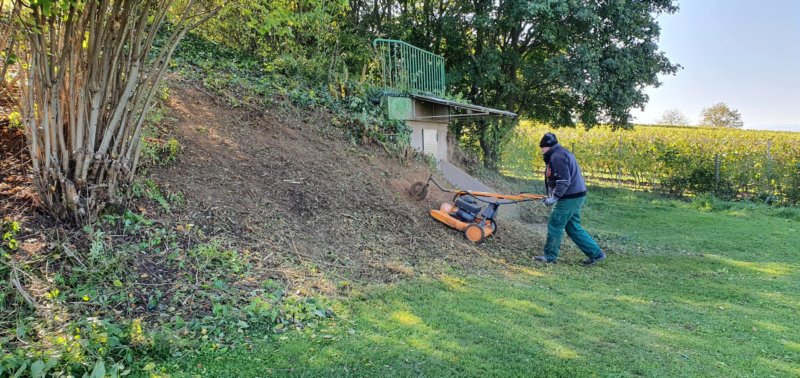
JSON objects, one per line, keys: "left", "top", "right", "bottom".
{"left": 423, "top": 129, "right": 439, "bottom": 159}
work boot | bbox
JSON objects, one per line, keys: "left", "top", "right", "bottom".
{"left": 582, "top": 251, "right": 606, "bottom": 266}
{"left": 533, "top": 256, "right": 557, "bottom": 264}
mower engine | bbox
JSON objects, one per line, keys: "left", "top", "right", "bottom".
{"left": 433, "top": 193, "right": 499, "bottom": 243}
{"left": 453, "top": 196, "right": 484, "bottom": 223}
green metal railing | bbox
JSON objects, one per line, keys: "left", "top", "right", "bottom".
{"left": 373, "top": 39, "right": 446, "bottom": 98}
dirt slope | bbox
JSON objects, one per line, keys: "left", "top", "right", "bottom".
{"left": 149, "top": 81, "right": 544, "bottom": 291}
{"left": 0, "top": 128, "right": 41, "bottom": 224}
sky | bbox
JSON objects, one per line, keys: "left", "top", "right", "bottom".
{"left": 630, "top": 0, "right": 800, "bottom": 131}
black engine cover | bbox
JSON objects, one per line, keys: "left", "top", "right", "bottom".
{"left": 454, "top": 196, "right": 483, "bottom": 222}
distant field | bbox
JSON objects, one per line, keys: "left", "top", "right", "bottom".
{"left": 502, "top": 122, "right": 800, "bottom": 204}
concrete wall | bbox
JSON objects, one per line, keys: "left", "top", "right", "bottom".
{"left": 407, "top": 99, "right": 450, "bottom": 161}
{"left": 409, "top": 120, "right": 448, "bottom": 161}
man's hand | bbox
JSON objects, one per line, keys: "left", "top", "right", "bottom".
{"left": 542, "top": 196, "right": 558, "bottom": 206}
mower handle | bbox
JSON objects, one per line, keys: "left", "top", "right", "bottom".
{"left": 455, "top": 191, "right": 546, "bottom": 201}
{"left": 422, "top": 175, "right": 547, "bottom": 202}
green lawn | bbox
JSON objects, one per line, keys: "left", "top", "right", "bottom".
{"left": 160, "top": 184, "right": 800, "bottom": 377}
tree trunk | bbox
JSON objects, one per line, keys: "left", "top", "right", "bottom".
{"left": 477, "top": 119, "right": 500, "bottom": 170}
{"left": 479, "top": 134, "right": 498, "bottom": 170}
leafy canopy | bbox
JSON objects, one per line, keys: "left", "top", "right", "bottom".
{"left": 700, "top": 102, "right": 744, "bottom": 128}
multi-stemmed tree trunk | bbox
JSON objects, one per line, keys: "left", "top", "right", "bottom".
{"left": 12, "top": 0, "right": 217, "bottom": 224}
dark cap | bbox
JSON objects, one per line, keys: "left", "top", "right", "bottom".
{"left": 539, "top": 132, "right": 558, "bottom": 148}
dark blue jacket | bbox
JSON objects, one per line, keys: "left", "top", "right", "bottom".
{"left": 543, "top": 144, "right": 587, "bottom": 199}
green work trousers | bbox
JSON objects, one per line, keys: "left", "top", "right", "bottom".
{"left": 544, "top": 196, "right": 602, "bottom": 262}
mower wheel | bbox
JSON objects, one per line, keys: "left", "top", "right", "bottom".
{"left": 409, "top": 181, "right": 429, "bottom": 201}
{"left": 464, "top": 224, "right": 485, "bottom": 243}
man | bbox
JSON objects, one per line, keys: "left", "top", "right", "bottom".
{"left": 533, "top": 132, "right": 606, "bottom": 266}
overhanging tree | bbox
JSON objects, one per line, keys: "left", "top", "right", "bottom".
{"left": 12, "top": 0, "right": 218, "bottom": 224}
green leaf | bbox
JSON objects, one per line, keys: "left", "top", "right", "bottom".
{"left": 30, "top": 360, "right": 45, "bottom": 378}
{"left": 45, "top": 358, "right": 58, "bottom": 370}
{"left": 42, "top": 2, "right": 53, "bottom": 17}
{"left": 16, "top": 323, "right": 26, "bottom": 339}
{"left": 13, "top": 361, "right": 28, "bottom": 378}
{"left": 91, "top": 360, "right": 106, "bottom": 378}
{"left": 142, "top": 362, "right": 156, "bottom": 371}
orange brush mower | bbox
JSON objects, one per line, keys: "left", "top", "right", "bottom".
{"left": 410, "top": 175, "right": 546, "bottom": 243}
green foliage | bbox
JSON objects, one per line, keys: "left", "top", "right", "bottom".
{"left": 1, "top": 207, "right": 334, "bottom": 376}
{"left": 245, "top": 289, "right": 332, "bottom": 332}
{"left": 700, "top": 102, "right": 744, "bottom": 128}
{"left": 784, "top": 162, "right": 800, "bottom": 205}
{"left": 503, "top": 122, "right": 800, "bottom": 205}
{"left": 453, "top": 118, "right": 519, "bottom": 170}
{"left": 1, "top": 318, "right": 144, "bottom": 377}
{"left": 1, "top": 218, "right": 19, "bottom": 251}
{"left": 131, "top": 179, "right": 175, "bottom": 212}
{"left": 1, "top": 217, "right": 142, "bottom": 376}
{"left": 140, "top": 135, "right": 181, "bottom": 167}
{"left": 330, "top": 95, "right": 411, "bottom": 148}
{"left": 0, "top": 219, "right": 20, "bottom": 315}
{"left": 191, "top": 0, "right": 362, "bottom": 82}
{"left": 6, "top": 111, "right": 22, "bottom": 129}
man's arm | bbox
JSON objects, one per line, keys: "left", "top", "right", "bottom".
{"left": 550, "top": 155, "right": 572, "bottom": 198}
{"left": 544, "top": 165, "right": 549, "bottom": 195}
